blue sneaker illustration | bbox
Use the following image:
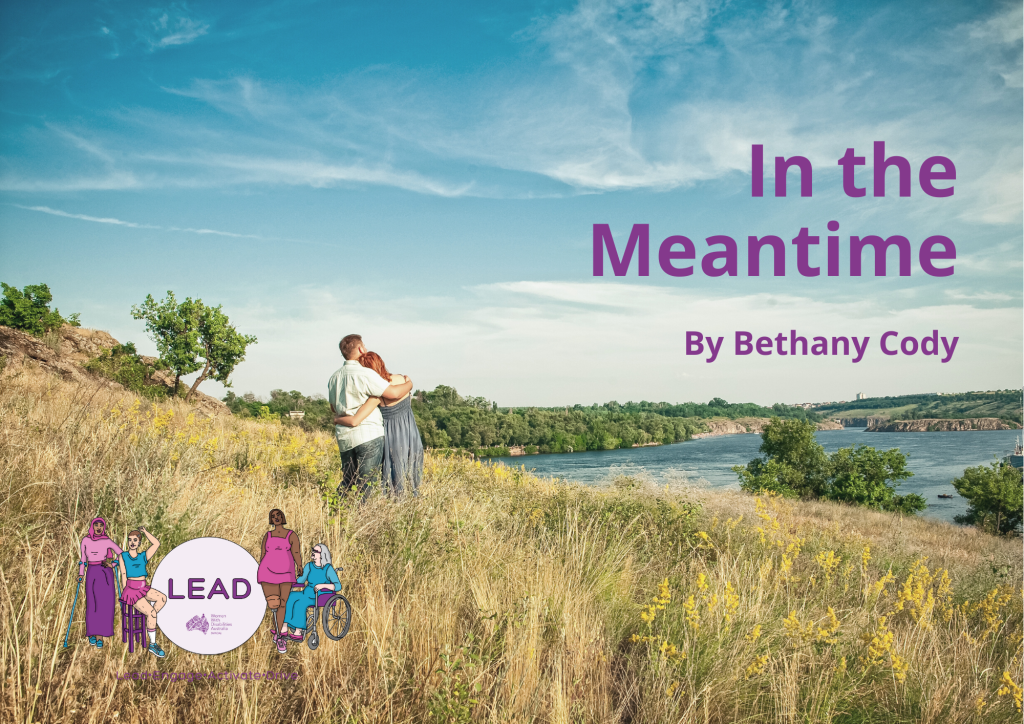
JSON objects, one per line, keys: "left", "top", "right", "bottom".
{"left": 147, "top": 643, "right": 166, "bottom": 658}
{"left": 95, "top": 638, "right": 103, "bottom": 648}
{"left": 88, "top": 636, "right": 97, "bottom": 646}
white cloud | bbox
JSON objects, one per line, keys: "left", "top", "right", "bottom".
{"left": 9, "top": 203, "right": 311, "bottom": 243}
{"left": 186, "top": 280, "right": 1022, "bottom": 407}
{"left": 175, "top": 153, "right": 475, "bottom": 196}
{"left": 3, "top": 1, "right": 1019, "bottom": 220}
{"left": 12, "top": 205, "right": 158, "bottom": 228}
{"left": 0, "top": 172, "right": 140, "bottom": 192}
{"left": 137, "top": 4, "right": 210, "bottom": 50}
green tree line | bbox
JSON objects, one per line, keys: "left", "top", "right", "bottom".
{"left": 816, "top": 390, "right": 1023, "bottom": 425}
{"left": 225, "top": 384, "right": 818, "bottom": 456}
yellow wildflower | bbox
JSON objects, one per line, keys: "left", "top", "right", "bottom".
{"left": 997, "top": 671, "right": 1023, "bottom": 712}
{"left": 814, "top": 550, "right": 841, "bottom": 583}
{"left": 745, "top": 653, "right": 769, "bottom": 679}
{"left": 683, "top": 595, "right": 699, "bottom": 632}
{"left": 815, "top": 606, "right": 841, "bottom": 645}
{"left": 723, "top": 581, "right": 739, "bottom": 623}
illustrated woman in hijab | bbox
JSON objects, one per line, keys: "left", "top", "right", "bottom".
{"left": 78, "top": 517, "right": 122, "bottom": 648}
{"left": 280, "top": 543, "right": 341, "bottom": 641}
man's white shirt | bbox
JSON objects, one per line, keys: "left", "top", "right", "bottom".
{"left": 327, "top": 360, "right": 390, "bottom": 451}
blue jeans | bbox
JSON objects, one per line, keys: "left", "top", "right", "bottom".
{"left": 338, "top": 436, "right": 385, "bottom": 500}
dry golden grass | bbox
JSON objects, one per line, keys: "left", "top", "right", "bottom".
{"left": 0, "top": 362, "right": 1021, "bottom": 723}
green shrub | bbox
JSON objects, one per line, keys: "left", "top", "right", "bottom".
{"left": 84, "top": 343, "right": 170, "bottom": 400}
{"left": 734, "top": 417, "right": 926, "bottom": 514}
{"left": 0, "top": 282, "right": 79, "bottom": 336}
{"left": 953, "top": 462, "right": 1023, "bottom": 535}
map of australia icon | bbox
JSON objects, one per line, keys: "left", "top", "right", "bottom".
{"left": 186, "top": 614, "right": 210, "bottom": 634}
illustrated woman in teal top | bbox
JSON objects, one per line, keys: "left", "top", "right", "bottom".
{"left": 118, "top": 527, "right": 168, "bottom": 658}
{"left": 281, "top": 543, "right": 341, "bottom": 641}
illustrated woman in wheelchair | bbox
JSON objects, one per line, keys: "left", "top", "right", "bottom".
{"left": 280, "top": 543, "right": 351, "bottom": 649}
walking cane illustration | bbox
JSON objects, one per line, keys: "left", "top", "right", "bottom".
{"left": 63, "top": 567, "right": 83, "bottom": 648}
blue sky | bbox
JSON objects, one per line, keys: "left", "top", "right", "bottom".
{"left": 1, "top": 0, "right": 1020, "bottom": 406}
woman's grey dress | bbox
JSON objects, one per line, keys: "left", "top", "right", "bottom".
{"left": 380, "top": 396, "right": 424, "bottom": 495}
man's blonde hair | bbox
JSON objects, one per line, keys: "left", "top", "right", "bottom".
{"left": 339, "top": 334, "right": 363, "bottom": 360}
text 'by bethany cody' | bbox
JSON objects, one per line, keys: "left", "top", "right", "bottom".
{"left": 684, "top": 331, "right": 958, "bottom": 364}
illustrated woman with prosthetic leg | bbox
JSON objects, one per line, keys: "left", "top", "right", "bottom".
{"left": 257, "top": 508, "right": 302, "bottom": 653}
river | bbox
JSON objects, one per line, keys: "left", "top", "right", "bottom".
{"left": 485, "top": 428, "right": 1022, "bottom": 524}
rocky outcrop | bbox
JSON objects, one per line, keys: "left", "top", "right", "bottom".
{"left": 0, "top": 325, "right": 116, "bottom": 386}
{"left": 835, "top": 416, "right": 888, "bottom": 428}
{"left": 691, "top": 417, "right": 843, "bottom": 438}
{"left": 867, "top": 418, "right": 1019, "bottom": 432}
{"left": 0, "top": 325, "right": 229, "bottom": 416}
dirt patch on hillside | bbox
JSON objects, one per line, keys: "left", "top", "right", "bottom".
{"left": 0, "top": 325, "right": 229, "bottom": 417}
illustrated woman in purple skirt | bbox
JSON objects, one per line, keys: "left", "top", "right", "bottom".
{"left": 118, "top": 527, "right": 168, "bottom": 657}
{"left": 78, "top": 517, "right": 122, "bottom": 648}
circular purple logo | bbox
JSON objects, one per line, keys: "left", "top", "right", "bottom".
{"left": 150, "top": 537, "right": 264, "bottom": 655}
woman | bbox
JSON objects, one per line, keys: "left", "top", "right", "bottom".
{"left": 78, "top": 517, "right": 122, "bottom": 648}
{"left": 117, "top": 527, "right": 168, "bottom": 658}
{"left": 335, "top": 351, "right": 423, "bottom": 495}
{"left": 280, "top": 543, "right": 342, "bottom": 641}
{"left": 256, "top": 508, "right": 302, "bottom": 653}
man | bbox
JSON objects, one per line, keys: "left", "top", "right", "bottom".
{"left": 328, "top": 334, "right": 413, "bottom": 498}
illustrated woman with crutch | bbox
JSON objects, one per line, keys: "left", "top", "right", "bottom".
{"left": 77, "top": 517, "right": 122, "bottom": 648}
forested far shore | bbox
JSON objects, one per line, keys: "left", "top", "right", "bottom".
{"left": 816, "top": 389, "right": 1023, "bottom": 425}
{"left": 223, "top": 385, "right": 821, "bottom": 455}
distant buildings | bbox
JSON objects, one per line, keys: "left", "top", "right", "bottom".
{"left": 855, "top": 392, "right": 866, "bottom": 400}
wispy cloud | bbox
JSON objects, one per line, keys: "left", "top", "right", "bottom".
{"left": 137, "top": 4, "right": 210, "bottom": 50}
{"left": 11, "top": 203, "right": 286, "bottom": 242}
{"left": 0, "top": 1, "right": 1019, "bottom": 218}
{"left": 0, "top": 173, "right": 141, "bottom": 193}
{"left": 14, "top": 205, "right": 158, "bottom": 228}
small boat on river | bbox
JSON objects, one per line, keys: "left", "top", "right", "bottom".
{"left": 937, "top": 494, "right": 954, "bottom": 499}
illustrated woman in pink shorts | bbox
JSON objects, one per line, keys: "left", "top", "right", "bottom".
{"left": 118, "top": 527, "right": 168, "bottom": 657}
{"left": 257, "top": 508, "right": 302, "bottom": 653}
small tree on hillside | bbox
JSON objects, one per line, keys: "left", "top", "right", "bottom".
{"left": 953, "top": 462, "right": 1023, "bottom": 535}
{"left": 0, "top": 283, "right": 80, "bottom": 335}
{"left": 734, "top": 418, "right": 830, "bottom": 497}
{"left": 825, "top": 445, "right": 924, "bottom": 514}
{"left": 132, "top": 292, "right": 257, "bottom": 402}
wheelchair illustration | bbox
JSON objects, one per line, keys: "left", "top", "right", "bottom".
{"left": 304, "top": 590, "right": 352, "bottom": 650}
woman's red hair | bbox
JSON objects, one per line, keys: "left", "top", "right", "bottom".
{"left": 359, "top": 351, "right": 393, "bottom": 382}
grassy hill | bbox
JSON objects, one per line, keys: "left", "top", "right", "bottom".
{"left": 816, "top": 390, "right": 1023, "bottom": 425}
{"left": 1, "top": 360, "right": 1022, "bottom": 723}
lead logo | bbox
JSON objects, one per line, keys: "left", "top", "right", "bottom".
{"left": 151, "top": 537, "right": 264, "bottom": 655}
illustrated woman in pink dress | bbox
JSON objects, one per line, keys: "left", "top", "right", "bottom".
{"left": 257, "top": 508, "right": 302, "bottom": 653}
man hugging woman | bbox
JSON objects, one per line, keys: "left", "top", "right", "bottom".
{"left": 328, "top": 334, "right": 424, "bottom": 498}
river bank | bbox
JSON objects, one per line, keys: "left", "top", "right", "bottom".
{"left": 494, "top": 427, "right": 1023, "bottom": 525}
{"left": 690, "top": 416, "right": 842, "bottom": 439}
{"left": 867, "top": 417, "right": 1021, "bottom": 432}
